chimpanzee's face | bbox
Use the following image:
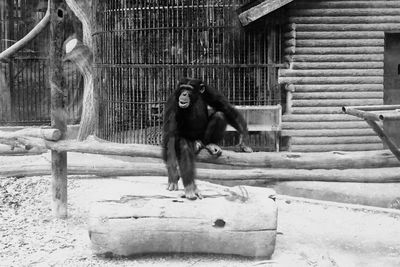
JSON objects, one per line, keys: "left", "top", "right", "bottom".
{"left": 176, "top": 80, "right": 204, "bottom": 109}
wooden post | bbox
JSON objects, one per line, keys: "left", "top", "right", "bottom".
{"left": 50, "top": 0, "right": 68, "bottom": 219}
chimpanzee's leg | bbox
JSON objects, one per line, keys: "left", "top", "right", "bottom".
{"left": 163, "top": 137, "right": 180, "bottom": 191}
{"left": 202, "top": 111, "right": 227, "bottom": 157}
{"left": 177, "top": 138, "right": 202, "bottom": 200}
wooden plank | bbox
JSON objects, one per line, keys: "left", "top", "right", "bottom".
{"left": 50, "top": 0, "right": 68, "bottom": 219}
{"left": 366, "top": 119, "right": 400, "bottom": 162}
{"left": 239, "top": 0, "right": 295, "bottom": 26}
{"left": 89, "top": 179, "right": 277, "bottom": 258}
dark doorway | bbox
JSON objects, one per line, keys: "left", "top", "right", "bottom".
{"left": 384, "top": 33, "right": 400, "bottom": 146}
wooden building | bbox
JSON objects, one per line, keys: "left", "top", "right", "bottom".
{"left": 241, "top": 0, "right": 400, "bottom": 152}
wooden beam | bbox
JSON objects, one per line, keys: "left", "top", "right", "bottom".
{"left": 239, "top": 0, "right": 294, "bottom": 26}
{"left": 50, "top": 0, "right": 68, "bottom": 219}
{"left": 365, "top": 119, "right": 400, "bottom": 162}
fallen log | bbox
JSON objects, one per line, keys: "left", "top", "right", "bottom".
{"left": 0, "top": 128, "right": 62, "bottom": 141}
{"left": 2, "top": 158, "right": 400, "bottom": 184}
{"left": 6, "top": 136, "right": 400, "bottom": 169}
{"left": 88, "top": 178, "right": 277, "bottom": 258}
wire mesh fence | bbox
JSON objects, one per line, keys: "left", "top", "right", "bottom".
{"left": 93, "top": 0, "right": 284, "bottom": 148}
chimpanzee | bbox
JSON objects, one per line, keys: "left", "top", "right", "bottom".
{"left": 162, "top": 77, "right": 252, "bottom": 200}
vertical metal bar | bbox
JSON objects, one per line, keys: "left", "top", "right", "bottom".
{"left": 49, "top": 0, "right": 67, "bottom": 219}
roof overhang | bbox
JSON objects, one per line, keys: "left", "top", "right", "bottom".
{"left": 239, "top": 0, "right": 295, "bottom": 26}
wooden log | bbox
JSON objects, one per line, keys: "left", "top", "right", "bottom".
{"left": 292, "top": 54, "right": 383, "bottom": 62}
{"left": 0, "top": 1, "right": 49, "bottom": 62}
{"left": 238, "top": 0, "right": 295, "bottom": 26}
{"left": 292, "top": 99, "right": 382, "bottom": 107}
{"left": 296, "top": 31, "right": 383, "bottom": 39}
{"left": 0, "top": 63, "right": 11, "bottom": 121}
{"left": 283, "top": 121, "right": 374, "bottom": 129}
{"left": 294, "top": 46, "right": 384, "bottom": 55}
{"left": 292, "top": 2, "right": 400, "bottom": 9}
{"left": 289, "top": 8, "right": 400, "bottom": 17}
{"left": 2, "top": 159, "right": 400, "bottom": 183}
{"left": 88, "top": 178, "right": 277, "bottom": 258}
{"left": 291, "top": 136, "right": 381, "bottom": 145}
{"left": 290, "top": 106, "right": 364, "bottom": 114}
{"left": 290, "top": 143, "right": 383, "bottom": 153}
{"left": 344, "top": 105, "right": 400, "bottom": 112}
{"left": 293, "top": 84, "right": 383, "bottom": 92}
{"left": 292, "top": 62, "right": 383, "bottom": 70}
{"left": 50, "top": 0, "right": 68, "bottom": 219}
{"left": 3, "top": 141, "right": 400, "bottom": 170}
{"left": 296, "top": 39, "right": 383, "bottom": 47}
{"left": 295, "top": 23, "right": 400, "bottom": 32}
{"left": 279, "top": 76, "right": 383, "bottom": 85}
{"left": 65, "top": 0, "right": 96, "bottom": 141}
{"left": 0, "top": 128, "right": 61, "bottom": 141}
{"left": 365, "top": 120, "right": 400, "bottom": 162}
{"left": 289, "top": 16, "right": 400, "bottom": 24}
{"left": 279, "top": 69, "right": 382, "bottom": 77}
{"left": 293, "top": 91, "right": 383, "bottom": 100}
{"left": 281, "top": 128, "right": 376, "bottom": 137}
{"left": 283, "top": 114, "right": 362, "bottom": 122}
{"left": 342, "top": 107, "right": 381, "bottom": 121}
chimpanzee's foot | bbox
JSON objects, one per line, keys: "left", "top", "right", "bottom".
{"left": 183, "top": 183, "right": 203, "bottom": 200}
{"left": 239, "top": 143, "right": 253, "bottom": 153}
{"left": 205, "top": 143, "right": 222, "bottom": 157}
{"left": 167, "top": 182, "right": 179, "bottom": 191}
{"left": 194, "top": 140, "right": 204, "bottom": 154}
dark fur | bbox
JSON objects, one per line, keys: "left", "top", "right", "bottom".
{"left": 162, "top": 77, "right": 251, "bottom": 199}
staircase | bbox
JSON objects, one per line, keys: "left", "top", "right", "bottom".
{"left": 276, "top": 0, "right": 400, "bottom": 152}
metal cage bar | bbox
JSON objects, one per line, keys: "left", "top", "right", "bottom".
{"left": 94, "top": 0, "right": 284, "bottom": 146}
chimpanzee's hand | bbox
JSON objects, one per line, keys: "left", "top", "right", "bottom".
{"left": 205, "top": 143, "right": 222, "bottom": 158}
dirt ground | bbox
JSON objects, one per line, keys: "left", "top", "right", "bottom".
{"left": 1, "top": 154, "right": 400, "bottom": 266}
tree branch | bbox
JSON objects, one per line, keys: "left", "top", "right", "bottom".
{"left": 0, "top": 1, "right": 50, "bottom": 62}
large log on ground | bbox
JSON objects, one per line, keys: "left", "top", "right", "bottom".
{"left": 6, "top": 137, "right": 400, "bottom": 169}
{"left": 88, "top": 178, "right": 277, "bottom": 258}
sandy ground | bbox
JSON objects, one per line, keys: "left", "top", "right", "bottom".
{"left": 1, "top": 154, "right": 400, "bottom": 266}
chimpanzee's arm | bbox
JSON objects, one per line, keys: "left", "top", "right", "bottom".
{"left": 202, "top": 85, "right": 248, "bottom": 136}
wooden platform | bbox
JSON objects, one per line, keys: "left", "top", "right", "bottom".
{"left": 88, "top": 178, "right": 277, "bottom": 258}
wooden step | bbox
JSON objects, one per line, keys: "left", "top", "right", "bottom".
{"left": 283, "top": 114, "right": 361, "bottom": 122}
{"left": 290, "top": 136, "right": 382, "bottom": 145}
{"left": 290, "top": 143, "right": 384, "bottom": 152}
{"left": 280, "top": 69, "right": 382, "bottom": 77}
{"left": 292, "top": 91, "right": 383, "bottom": 99}
{"left": 282, "top": 128, "right": 376, "bottom": 137}
{"left": 292, "top": 62, "right": 383, "bottom": 70}
{"left": 292, "top": 98, "right": 382, "bottom": 107}
{"left": 282, "top": 121, "right": 373, "bottom": 130}
{"left": 293, "top": 84, "right": 383, "bottom": 92}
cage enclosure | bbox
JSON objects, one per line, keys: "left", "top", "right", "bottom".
{"left": 93, "top": 0, "right": 284, "bottom": 150}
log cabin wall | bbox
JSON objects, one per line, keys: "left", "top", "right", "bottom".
{"left": 278, "top": 0, "right": 400, "bottom": 152}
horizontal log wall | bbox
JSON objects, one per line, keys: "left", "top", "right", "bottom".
{"left": 279, "top": 0, "right": 400, "bottom": 152}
